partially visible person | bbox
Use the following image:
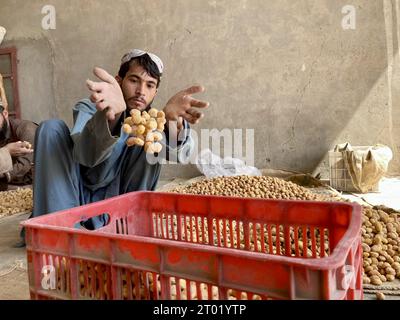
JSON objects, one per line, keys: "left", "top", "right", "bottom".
{"left": 0, "top": 72, "right": 8, "bottom": 110}
{"left": 0, "top": 73, "right": 37, "bottom": 190}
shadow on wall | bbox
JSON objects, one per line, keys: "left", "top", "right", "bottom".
{"left": 311, "top": 0, "right": 400, "bottom": 177}
{"left": 163, "top": 0, "right": 400, "bottom": 179}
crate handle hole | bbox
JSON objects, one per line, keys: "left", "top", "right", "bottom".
{"left": 74, "top": 213, "right": 110, "bottom": 231}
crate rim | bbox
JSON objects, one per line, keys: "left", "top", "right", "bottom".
{"left": 22, "top": 191, "right": 362, "bottom": 271}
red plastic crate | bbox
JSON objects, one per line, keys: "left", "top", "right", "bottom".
{"left": 22, "top": 191, "right": 363, "bottom": 300}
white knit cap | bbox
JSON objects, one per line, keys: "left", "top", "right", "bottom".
{"left": 121, "top": 49, "right": 164, "bottom": 74}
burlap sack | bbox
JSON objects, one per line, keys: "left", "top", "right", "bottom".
{"left": 334, "top": 143, "right": 393, "bottom": 193}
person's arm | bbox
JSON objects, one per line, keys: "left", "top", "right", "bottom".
{"left": 6, "top": 146, "right": 33, "bottom": 184}
{"left": 70, "top": 67, "right": 127, "bottom": 168}
{"left": 70, "top": 99, "right": 120, "bottom": 168}
{"left": 0, "top": 147, "right": 13, "bottom": 176}
{"left": 0, "top": 141, "right": 34, "bottom": 184}
{"left": 86, "top": 67, "right": 126, "bottom": 128}
{"left": 0, "top": 73, "right": 9, "bottom": 110}
{"left": 6, "top": 122, "right": 37, "bottom": 184}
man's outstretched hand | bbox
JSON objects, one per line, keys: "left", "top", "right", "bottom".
{"left": 163, "top": 85, "right": 209, "bottom": 130}
{"left": 86, "top": 67, "right": 126, "bottom": 122}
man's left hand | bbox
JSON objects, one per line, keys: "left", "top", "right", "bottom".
{"left": 163, "top": 85, "right": 209, "bottom": 129}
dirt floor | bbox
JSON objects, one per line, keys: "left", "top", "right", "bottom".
{"left": 0, "top": 212, "right": 30, "bottom": 300}
{"left": 1, "top": 178, "right": 400, "bottom": 300}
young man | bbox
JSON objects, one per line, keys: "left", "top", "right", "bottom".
{"left": 23, "top": 49, "right": 208, "bottom": 240}
{"left": 0, "top": 74, "right": 36, "bottom": 190}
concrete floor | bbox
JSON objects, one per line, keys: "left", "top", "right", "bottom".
{"left": 1, "top": 178, "right": 399, "bottom": 300}
{"left": 339, "top": 177, "right": 400, "bottom": 211}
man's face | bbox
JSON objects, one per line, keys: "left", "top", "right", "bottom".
{"left": 118, "top": 62, "right": 158, "bottom": 112}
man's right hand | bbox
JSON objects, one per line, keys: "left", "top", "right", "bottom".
{"left": 86, "top": 67, "right": 126, "bottom": 122}
{"left": 5, "top": 141, "right": 33, "bottom": 157}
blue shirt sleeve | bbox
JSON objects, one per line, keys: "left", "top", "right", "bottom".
{"left": 70, "top": 99, "right": 119, "bottom": 168}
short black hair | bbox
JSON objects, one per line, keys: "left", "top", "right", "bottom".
{"left": 118, "top": 54, "right": 162, "bottom": 88}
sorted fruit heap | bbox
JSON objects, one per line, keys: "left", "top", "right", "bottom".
{"left": 168, "top": 176, "right": 331, "bottom": 259}
{"left": 0, "top": 188, "right": 33, "bottom": 217}
{"left": 362, "top": 206, "right": 400, "bottom": 285}
{"left": 171, "top": 175, "right": 324, "bottom": 201}
{"left": 154, "top": 211, "right": 330, "bottom": 258}
{"left": 122, "top": 108, "right": 166, "bottom": 154}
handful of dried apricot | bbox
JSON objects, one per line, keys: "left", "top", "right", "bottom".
{"left": 123, "top": 108, "right": 166, "bottom": 154}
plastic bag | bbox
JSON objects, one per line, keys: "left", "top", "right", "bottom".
{"left": 195, "top": 149, "right": 261, "bottom": 178}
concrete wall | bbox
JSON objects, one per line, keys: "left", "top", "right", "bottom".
{"left": 0, "top": 0, "right": 399, "bottom": 180}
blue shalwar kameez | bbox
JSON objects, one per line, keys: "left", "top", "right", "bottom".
{"left": 30, "top": 99, "right": 194, "bottom": 225}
